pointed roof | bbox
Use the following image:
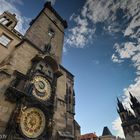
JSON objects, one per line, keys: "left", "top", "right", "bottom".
{"left": 129, "top": 92, "right": 140, "bottom": 108}
{"left": 102, "top": 126, "right": 112, "bottom": 136}
{"left": 117, "top": 98, "right": 126, "bottom": 113}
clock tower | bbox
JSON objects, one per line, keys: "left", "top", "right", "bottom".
{"left": 0, "top": 2, "right": 80, "bottom": 140}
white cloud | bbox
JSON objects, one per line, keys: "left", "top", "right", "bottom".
{"left": 66, "top": 16, "right": 95, "bottom": 48}
{"left": 112, "top": 117, "right": 125, "bottom": 138}
{"left": 0, "top": 0, "right": 30, "bottom": 34}
{"left": 111, "top": 54, "right": 123, "bottom": 63}
{"left": 9, "top": 0, "right": 24, "bottom": 5}
{"left": 66, "top": 0, "right": 140, "bottom": 46}
{"left": 82, "top": 0, "right": 116, "bottom": 23}
{"left": 112, "top": 42, "right": 139, "bottom": 60}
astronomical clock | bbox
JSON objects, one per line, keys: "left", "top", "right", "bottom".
{"left": 4, "top": 53, "right": 61, "bottom": 140}
{"left": 32, "top": 76, "right": 51, "bottom": 101}
{"left": 19, "top": 107, "right": 46, "bottom": 139}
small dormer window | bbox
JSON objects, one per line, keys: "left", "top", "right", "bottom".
{"left": 0, "top": 34, "right": 12, "bottom": 47}
{"left": 6, "top": 21, "right": 13, "bottom": 27}
{"left": 0, "top": 16, "right": 7, "bottom": 24}
{"left": 48, "top": 28, "right": 55, "bottom": 38}
{"left": 2, "top": 19, "right": 9, "bottom": 25}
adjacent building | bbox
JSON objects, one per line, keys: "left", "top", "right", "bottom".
{"left": 79, "top": 127, "right": 117, "bottom": 140}
{"left": 0, "top": 2, "right": 80, "bottom": 140}
{"left": 99, "top": 126, "right": 116, "bottom": 140}
{"left": 117, "top": 93, "right": 140, "bottom": 140}
{"left": 80, "top": 132, "right": 99, "bottom": 140}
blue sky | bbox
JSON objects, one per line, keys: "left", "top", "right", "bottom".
{"left": 1, "top": 0, "right": 140, "bottom": 138}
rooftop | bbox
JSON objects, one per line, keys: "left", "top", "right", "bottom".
{"left": 80, "top": 132, "right": 98, "bottom": 139}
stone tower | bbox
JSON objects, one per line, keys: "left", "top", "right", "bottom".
{"left": 117, "top": 94, "right": 140, "bottom": 140}
{"left": 0, "top": 2, "right": 80, "bottom": 140}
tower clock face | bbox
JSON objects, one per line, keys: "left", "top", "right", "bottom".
{"left": 32, "top": 76, "right": 51, "bottom": 101}
{"left": 20, "top": 107, "right": 46, "bottom": 139}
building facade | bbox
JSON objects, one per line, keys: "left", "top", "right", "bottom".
{"left": 0, "top": 2, "right": 80, "bottom": 140}
{"left": 117, "top": 93, "right": 140, "bottom": 140}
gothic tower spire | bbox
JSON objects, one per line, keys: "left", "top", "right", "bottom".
{"left": 129, "top": 92, "right": 140, "bottom": 117}
{"left": 117, "top": 98, "right": 125, "bottom": 113}
{"left": 117, "top": 94, "right": 140, "bottom": 140}
{"left": 117, "top": 98, "right": 128, "bottom": 122}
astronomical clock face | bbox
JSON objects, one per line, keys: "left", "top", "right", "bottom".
{"left": 32, "top": 76, "right": 51, "bottom": 101}
{"left": 20, "top": 107, "right": 46, "bottom": 139}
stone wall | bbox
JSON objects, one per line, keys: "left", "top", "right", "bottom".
{"left": 0, "top": 24, "right": 21, "bottom": 63}
{"left": 25, "top": 7, "right": 65, "bottom": 63}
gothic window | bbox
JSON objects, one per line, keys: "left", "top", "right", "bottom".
{"left": 0, "top": 34, "right": 12, "bottom": 47}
